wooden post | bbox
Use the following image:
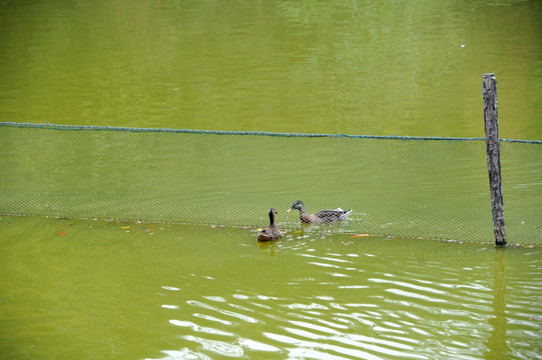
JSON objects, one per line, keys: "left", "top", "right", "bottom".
{"left": 482, "top": 73, "right": 507, "bottom": 246}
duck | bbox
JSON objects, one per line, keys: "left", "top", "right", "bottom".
{"left": 287, "top": 200, "right": 352, "bottom": 223}
{"left": 257, "top": 208, "right": 284, "bottom": 242}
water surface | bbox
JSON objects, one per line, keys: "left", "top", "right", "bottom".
{"left": 1, "top": 0, "right": 541, "bottom": 139}
{"left": 1, "top": 1, "right": 542, "bottom": 359}
{"left": 1, "top": 216, "right": 541, "bottom": 359}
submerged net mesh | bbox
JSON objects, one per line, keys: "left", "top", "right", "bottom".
{"left": 1, "top": 122, "right": 541, "bottom": 245}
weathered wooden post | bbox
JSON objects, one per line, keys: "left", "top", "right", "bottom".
{"left": 482, "top": 73, "right": 507, "bottom": 246}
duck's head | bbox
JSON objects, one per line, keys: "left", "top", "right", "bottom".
{"left": 268, "top": 207, "right": 278, "bottom": 223}
{"left": 287, "top": 200, "right": 304, "bottom": 212}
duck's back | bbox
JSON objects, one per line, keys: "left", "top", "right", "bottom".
{"left": 313, "top": 208, "right": 351, "bottom": 223}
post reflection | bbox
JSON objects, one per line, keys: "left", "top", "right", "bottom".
{"left": 485, "top": 248, "right": 510, "bottom": 358}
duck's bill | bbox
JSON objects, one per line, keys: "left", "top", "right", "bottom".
{"left": 286, "top": 208, "right": 292, "bottom": 212}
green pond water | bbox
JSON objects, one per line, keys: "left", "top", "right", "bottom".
{"left": 1, "top": 0, "right": 541, "bottom": 139}
{"left": 1, "top": 216, "right": 541, "bottom": 360}
{"left": 1, "top": 0, "right": 542, "bottom": 359}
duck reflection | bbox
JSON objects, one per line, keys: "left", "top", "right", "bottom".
{"left": 257, "top": 240, "right": 280, "bottom": 257}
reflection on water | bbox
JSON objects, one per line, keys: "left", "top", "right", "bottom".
{"left": 485, "top": 249, "right": 510, "bottom": 359}
{"left": 1, "top": 216, "right": 540, "bottom": 359}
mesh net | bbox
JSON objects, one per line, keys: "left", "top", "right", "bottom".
{"left": 1, "top": 122, "right": 541, "bottom": 245}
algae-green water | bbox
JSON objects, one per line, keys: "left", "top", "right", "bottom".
{"left": 1, "top": 0, "right": 541, "bottom": 139}
{"left": 1, "top": 0, "right": 542, "bottom": 359}
{"left": 1, "top": 216, "right": 541, "bottom": 359}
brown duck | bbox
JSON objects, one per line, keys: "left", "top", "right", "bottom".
{"left": 257, "top": 208, "right": 284, "bottom": 242}
{"left": 287, "top": 200, "right": 352, "bottom": 223}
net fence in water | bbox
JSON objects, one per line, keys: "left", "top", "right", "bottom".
{"left": 1, "top": 122, "right": 541, "bottom": 245}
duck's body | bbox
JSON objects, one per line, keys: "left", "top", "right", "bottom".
{"left": 287, "top": 200, "right": 351, "bottom": 223}
{"left": 257, "top": 208, "right": 284, "bottom": 242}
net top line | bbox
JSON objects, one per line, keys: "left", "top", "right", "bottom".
{"left": 1, "top": 122, "right": 541, "bottom": 144}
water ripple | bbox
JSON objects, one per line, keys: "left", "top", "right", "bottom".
{"left": 169, "top": 320, "right": 234, "bottom": 337}
{"left": 385, "top": 288, "right": 448, "bottom": 303}
{"left": 192, "top": 313, "right": 232, "bottom": 326}
{"left": 147, "top": 348, "right": 212, "bottom": 360}
{"left": 186, "top": 300, "right": 260, "bottom": 324}
{"left": 182, "top": 336, "right": 244, "bottom": 357}
{"left": 150, "top": 235, "right": 541, "bottom": 359}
